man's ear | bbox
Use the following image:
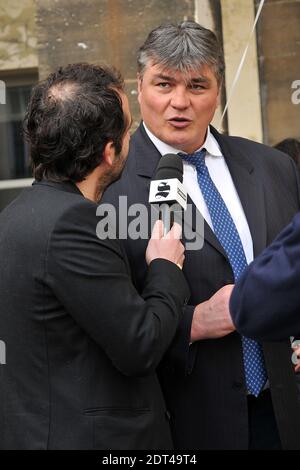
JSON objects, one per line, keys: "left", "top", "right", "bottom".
{"left": 137, "top": 73, "right": 142, "bottom": 105}
{"left": 102, "top": 141, "right": 116, "bottom": 167}
{"left": 216, "top": 82, "right": 223, "bottom": 107}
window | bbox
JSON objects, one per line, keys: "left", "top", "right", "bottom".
{"left": 0, "top": 69, "right": 37, "bottom": 211}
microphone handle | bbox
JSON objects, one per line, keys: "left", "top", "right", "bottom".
{"left": 160, "top": 203, "right": 173, "bottom": 237}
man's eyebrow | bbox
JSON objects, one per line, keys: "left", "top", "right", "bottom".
{"left": 152, "top": 74, "right": 211, "bottom": 83}
{"left": 189, "top": 76, "right": 211, "bottom": 83}
{"left": 153, "top": 74, "right": 176, "bottom": 81}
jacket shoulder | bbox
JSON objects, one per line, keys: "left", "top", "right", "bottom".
{"left": 221, "top": 133, "right": 295, "bottom": 168}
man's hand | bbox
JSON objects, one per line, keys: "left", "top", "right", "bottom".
{"left": 146, "top": 220, "right": 185, "bottom": 269}
{"left": 190, "top": 284, "right": 235, "bottom": 342}
{"left": 293, "top": 344, "right": 300, "bottom": 372}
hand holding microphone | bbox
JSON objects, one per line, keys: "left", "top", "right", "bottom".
{"left": 146, "top": 220, "right": 185, "bottom": 269}
{"left": 146, "top": 153, "right": 187, "bottom": 269}
{"left": 148, "top": 153, "right": 187, "bottom": 236}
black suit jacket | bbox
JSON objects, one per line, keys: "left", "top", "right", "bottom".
{"left": 102, "top": 123, "right": 300, "bottom": 450}
{"left": 230, "top": 211, "right": 300, "bottom": 341}
{"left": 0, "top": 180, "right": 189, "bottom": 450}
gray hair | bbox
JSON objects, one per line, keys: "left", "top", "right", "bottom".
{"left": 137, "top": 21, "right": 225, "bottom": 85}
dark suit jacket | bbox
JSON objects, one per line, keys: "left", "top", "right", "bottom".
{"left": 102, "top": 122, "right": 300, "bottom": 450}
{"left": 230, "top": 211, "right": 300, "bottom": 341}
{"left": 0, "top": 180, "right": 189, "bottom": 450}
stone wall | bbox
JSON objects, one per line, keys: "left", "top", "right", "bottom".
{"left": 0, "top": 0, "right": 37, "bottom": 71}
{"left": 1, "top": 0, "right": 299, "bottom": 143}
{"left": 256, "top": 0, "right": 300, "bottom": 145}
{"left": 36, "top": 0, "right": 195, "bottom": 129}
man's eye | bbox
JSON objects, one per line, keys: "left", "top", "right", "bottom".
{"left": 157, "top": 82, "right": 171, "bottom": 88}
{"left": 190, "top": 84, "right": 206, "bottom": 90}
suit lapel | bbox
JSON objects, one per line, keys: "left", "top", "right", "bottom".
{"left": 211, "top": 127, "right": 267, "bottom": 257}
{"left": 186, "top": 192, "right": 228, "bottom": 257}
{"left": 133, "top": 123, "right": 162, "bottom": 178}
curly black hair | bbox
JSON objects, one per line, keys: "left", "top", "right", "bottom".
{"left": 24, "top": 63, "right": 126, "bottom": 182}
{"left": 274, "top": 138, "right": 300, "bottom": 170}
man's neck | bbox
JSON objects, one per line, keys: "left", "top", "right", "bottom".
{"left": 143, "top": 122, "right": 210, "bottom": 155}
{"left": 76, "top": 172, "right": 102, "bottom": 203}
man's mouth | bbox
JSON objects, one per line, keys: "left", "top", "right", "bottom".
{"left": 167, "top": 117, "right": 192, "bottom": 128}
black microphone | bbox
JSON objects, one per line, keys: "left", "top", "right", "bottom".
{"left": 149, "top": 153, "right": 187, "bottom": 235}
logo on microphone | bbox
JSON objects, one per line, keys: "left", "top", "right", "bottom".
{"left": 155, "top": 182, "right": 171, "bottom": 199}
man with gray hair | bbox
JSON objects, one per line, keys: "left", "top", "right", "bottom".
{"left": 102, "top": 21, "right": 300, "bottom": 449}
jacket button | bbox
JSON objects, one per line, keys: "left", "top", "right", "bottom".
{"left": 165, "top": 410, "right": 171, "bottom": 421}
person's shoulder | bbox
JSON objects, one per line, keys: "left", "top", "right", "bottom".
{"left": 44, "top": 193, "right": 96, "bottom": 240}
{"left": 50, "top": 195, "right": 123, "bottom": 258}
{"left": 222, "top": 133, "right": 275, "bottom": 154}
{"left": 54, "top": 195, "right": 100, "bottom": 229}
{"left": 30, "top": 180, "right": 88, "bottom": 211}
{"left": 1, "top": 182, "right": 91, "bottom": 230}
{"left": 46, "top": 197, "right": 127, "bottom": 279}
{"left": 219, "top": 132, "right": 295, "bottom": 169}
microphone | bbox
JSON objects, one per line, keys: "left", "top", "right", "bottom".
{"left": 149, "top": 153, "right": 187, "bottom": 235}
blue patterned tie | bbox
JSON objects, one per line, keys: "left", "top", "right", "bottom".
{"left": 179, "top": 149, "right": 267, "bottom": 396}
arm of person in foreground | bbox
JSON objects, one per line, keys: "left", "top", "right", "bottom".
{"left": 230, "top": 212, "right": 300, "bottom": 342}
{"left": 46, "top": 200, "right": 190, "bottom": 377}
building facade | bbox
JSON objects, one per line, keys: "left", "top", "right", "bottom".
{"left": 0, "top": 0, "right": 299, "bottom": 210}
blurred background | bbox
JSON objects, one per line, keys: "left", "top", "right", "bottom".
{"left": 0, "top": 0, "right": 299, "bottom": 210}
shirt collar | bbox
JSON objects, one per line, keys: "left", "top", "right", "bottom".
{"left": 143, "top": 122, "right": 223, "bottom": 158}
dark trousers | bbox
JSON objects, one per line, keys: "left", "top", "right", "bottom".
{"left": 248, "top": 389, "right": 282, "bottom": 450}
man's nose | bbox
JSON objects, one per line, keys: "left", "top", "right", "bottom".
{"left": 170, "top": 87, "right": 190, "bottom": 109}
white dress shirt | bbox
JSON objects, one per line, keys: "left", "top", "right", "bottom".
{"left": 143, "top": 123, "right": 254, "bottom": 264}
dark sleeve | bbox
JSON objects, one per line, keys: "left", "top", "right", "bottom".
{"left": 288, "top": 153, "right": 300, "bottom": 206}
{"left": 45, "top": 200, "right": 190, "bottom": 377}
{"left": 157, "top": 304, "right": 196, "bottom": 376}
{"left": 230, "top": 212, "right": 300, "bottom": 341}
{"left": 105, "top": 181, "right": 197, "bottom": 377}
